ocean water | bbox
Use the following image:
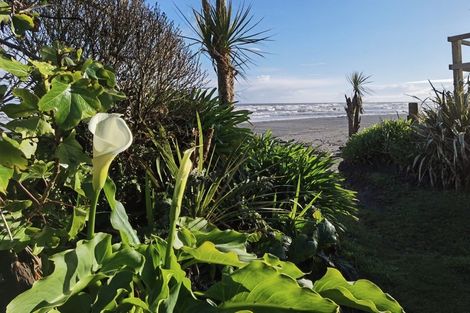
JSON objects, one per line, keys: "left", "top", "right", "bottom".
{"left": 236, "top": 102, "right": 409, "bottom": 122}
{"left": 0, "top": 102, "right": 409, "bottom": 124}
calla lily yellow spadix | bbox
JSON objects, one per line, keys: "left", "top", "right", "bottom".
{"left": 87, "top": 113, "right": 132, "bottom": 239}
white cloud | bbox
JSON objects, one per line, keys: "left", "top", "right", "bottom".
{"left": 405, "top": 79, "right": 453, "bottom": 84}
{"left": 235, "top": 75, "right": 342, "bottom": 103}
{"left": 203, "top": 71, "right": 455, "bottom": 103}
{"left": 369, "top": 78, "right": 453, "bottom": 102}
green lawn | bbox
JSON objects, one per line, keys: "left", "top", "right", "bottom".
{"left": 340, "top": 167, "right": 470, "bottom": 313}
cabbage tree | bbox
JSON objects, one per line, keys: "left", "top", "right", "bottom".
{"left": 188, "top": 0, "right": 269, "bottom": 105}
{"left": 345, "top": 72, "right": 371, "bottom": 137}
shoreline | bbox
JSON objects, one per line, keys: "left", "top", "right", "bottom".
{"left": 247, "top": 114, "right": 404, "bottom": 153}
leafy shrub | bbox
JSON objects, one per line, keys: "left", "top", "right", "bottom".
{"left": 342, "top": 119, "right": 416, "bottom": 167}
{"left": 111, "top": 88, "right": 252, "bottom": 220}
{"left": 6, "top": 149, "right": 404, "bottom": 313}
{"left": 242, "top": 131, "right": 356, "bottom": 221}
{"left": 0, "top": 6, "right": 404, "bottom": 312}
{"left": 413, "top": 87, "right": 470, "bottom": 189}
{"left": 0, "top": 14, "right": 125, "bottom": 308}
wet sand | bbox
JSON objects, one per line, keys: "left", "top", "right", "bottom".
{"left": 249, "top": 114, "right": 403, "bottom": 154}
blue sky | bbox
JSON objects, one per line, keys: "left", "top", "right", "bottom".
{"left": 157, "top": 0, "right": 470, "bottom": 103}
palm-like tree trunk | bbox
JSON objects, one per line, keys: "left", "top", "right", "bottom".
{"left": 345, "top": 94, "right": 363, "bottom": 137}
{"left": 216, "top": 56, "right": 235, "bottom": 104}
{"left": 202, "top": 0, "right": 234, "bottom": 105}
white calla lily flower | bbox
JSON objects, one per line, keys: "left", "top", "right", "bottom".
{"left": 88, "top": 113, "right": 132, "bottom": 191}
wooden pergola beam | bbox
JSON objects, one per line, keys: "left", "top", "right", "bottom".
{"left": 449, "top": 62, "right": 470, "bottom": 71}
{"left": 448, "top": 32, "right": 470, "bottom": 42}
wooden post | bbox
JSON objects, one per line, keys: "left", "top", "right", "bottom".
{"left": 408, "top": 102, "right": 418, "bottom": 121}
{"left": 451, "top": 40, "right": 464, "bottom": 95}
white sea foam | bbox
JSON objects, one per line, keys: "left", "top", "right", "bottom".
{"left": 236, "top": 102, "right": 409, "bottom": 122}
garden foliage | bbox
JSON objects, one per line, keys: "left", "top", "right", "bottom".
{"left": 342, "top": 119, "right": 416, "bottom": 168}
{"left": 413, "top": 87, "right": 470, "bottom": 189}
{"left": 0, "top": 2, "right": 404, "bottom": 312}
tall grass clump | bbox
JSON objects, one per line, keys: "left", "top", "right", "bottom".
{"left": 342, "top": 119, "right": 416, "bottom": 168}
{"left": 243, "top": 132, "right": 356, "bottom": 222}
{"left": 413, "top": 86, "right": 470, "bottom": 189}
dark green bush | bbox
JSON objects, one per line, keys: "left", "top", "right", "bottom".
{"left": 342, "top": 119, "right": 416, "bottom": 167}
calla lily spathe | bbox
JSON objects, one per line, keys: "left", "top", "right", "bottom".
{"left": 89, "top": 113, "right": 132, "bottom": 191}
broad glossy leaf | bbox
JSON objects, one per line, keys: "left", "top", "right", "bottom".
{"left": 92, "top": 270, "right": 134, "bottom": 313}
{"left": 0, "top": 55, "right": 30, "bottom": 78}
{"left": 59, "top": 293, "right": 93, "bottom": 313}
{"left": 66, "top": 80, "right": 103, "bottom": 128}
{"left": 30, "top": 60, "right": 56, "bottom": 76}
{"left": 98, "top": 88, "right": 126, "bottom": 111}
{"left": 11, "top": 13, "right": 35, "bottom": 36}
{"left": 178, "top": 217, "right": 255, "bottom": 262}
{"left": 38, "top": 77, "right": 71, "bottom": 121}
{"left": 40, "top": 46, "right": 57, "bottom": 63}
{"left": 261, "top": 253, "right": 304, "bottom": 279}
{"left": 0, "top": 1, "right": 10, "bottom": 24}
{"left": 100, "top": 245, "right": 144, "bottom": 273}
{"left": 6, "top": 116, "right": 54, "bottom": 136}
{"left": 6, "top": 233, "right": 116, "bottom": 313}
{"left": 0, "top": 133, "right": 28, "bottom": 170}
{"left": 67, "top": 205, "right": 87, "bottom": 240}
{"left": 38, "top": 77, "right": 102, "bottom": 129}
{"left": 55, "top": 130, "right": 90, "bottom": 167}
{"left": 83, "top": 60, "right": 116, "bottom": 87}
{"left": 103, "top": 179, "right": 140, "bottom": 246}
{"left": 19, "top": 137, "right": 37, "bottom": 159}
{"left": 205, "top": 261, "right": 339, "bottom": 313}
{"left": 313, "top": 268, "right": 404, "bottom": 313}
{"left": 2, "top": 88, "right": 39, "bottom": 118}
{"left": 182, "top": 241, "right": 246, "bottom": 267}
{"left": 0, "top": 164, "right": 13, "bottom": 194}
{"left": 0, "top": 218, "right": 39, "bottom": 251}
{"left": 19, "top": 160, "right": 54, "bottom": 182}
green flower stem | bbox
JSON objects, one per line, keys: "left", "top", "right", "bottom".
{"left": 87, "top": 189, "right": 101, "bottom": 240}
{"left": 164, "top": 149, "right": 194, "bottom": 269}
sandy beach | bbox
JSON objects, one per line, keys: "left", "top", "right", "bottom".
{"left": 249, "top": 114, "right": 403, "bottom": 154}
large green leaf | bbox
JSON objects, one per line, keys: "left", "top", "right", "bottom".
{"left": 38, "top": 77, "right": 102, "bottom": 129}
{"left": 11, "top": 13, "right": 35, "bottom": 36}
{"left": 2, "top": 88, "right": 39, "bottom": 118}
{"left": 182, "top": 241, "right": 246, "bottom": 267}
{"left": 205, "top": 261, "right": 339, "bottom": 313}
{"left": 178, "top": 217, "right": 256, "bottom": 262}
{"left": 313, "top": 268, "right": 404, "bottom": 313}
{"left": 55, "top": 130, "right": 90, "bottom": 167}
{"left": 261, "top": 253, "right": 304, "bottom": 279}
{"left": 38, "top": 76, "right": 71, "bottom": 121}
{"left": 6, "top": 233, "right": 144, "bottom": 313}
{"left": 0, "top": 55, "right": 30, "bottom": 79}
{"left": 7, "top": 234, "right": 111, "bottom": 313}
{"left": 6, "top": 116, "right": 54, "bottom": 136}
{"left": 136, "top": 242, "right": 211, "bottom": 313}
{"left": 67, "top": 205, "right": 87, "bottom": 240}
{"left": 30, "top": 60, "right": 56, "bottom": 76}
{"left": 0, "top": 164, "right": 13, "bottom": 194}
{"left": 0, "top": 133, "right": 28, "bottom": 170}
{"left": 91, "top": 270, "right": 134, "bottom": 313}
{"left": 19, "top": 160, "right": 54, "bottom": 182}
{"left": 103, "top": 179, "right": 140, "bottom": 246}
{"left": 0, "top": 1, "right": 10, "bottom": 24}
